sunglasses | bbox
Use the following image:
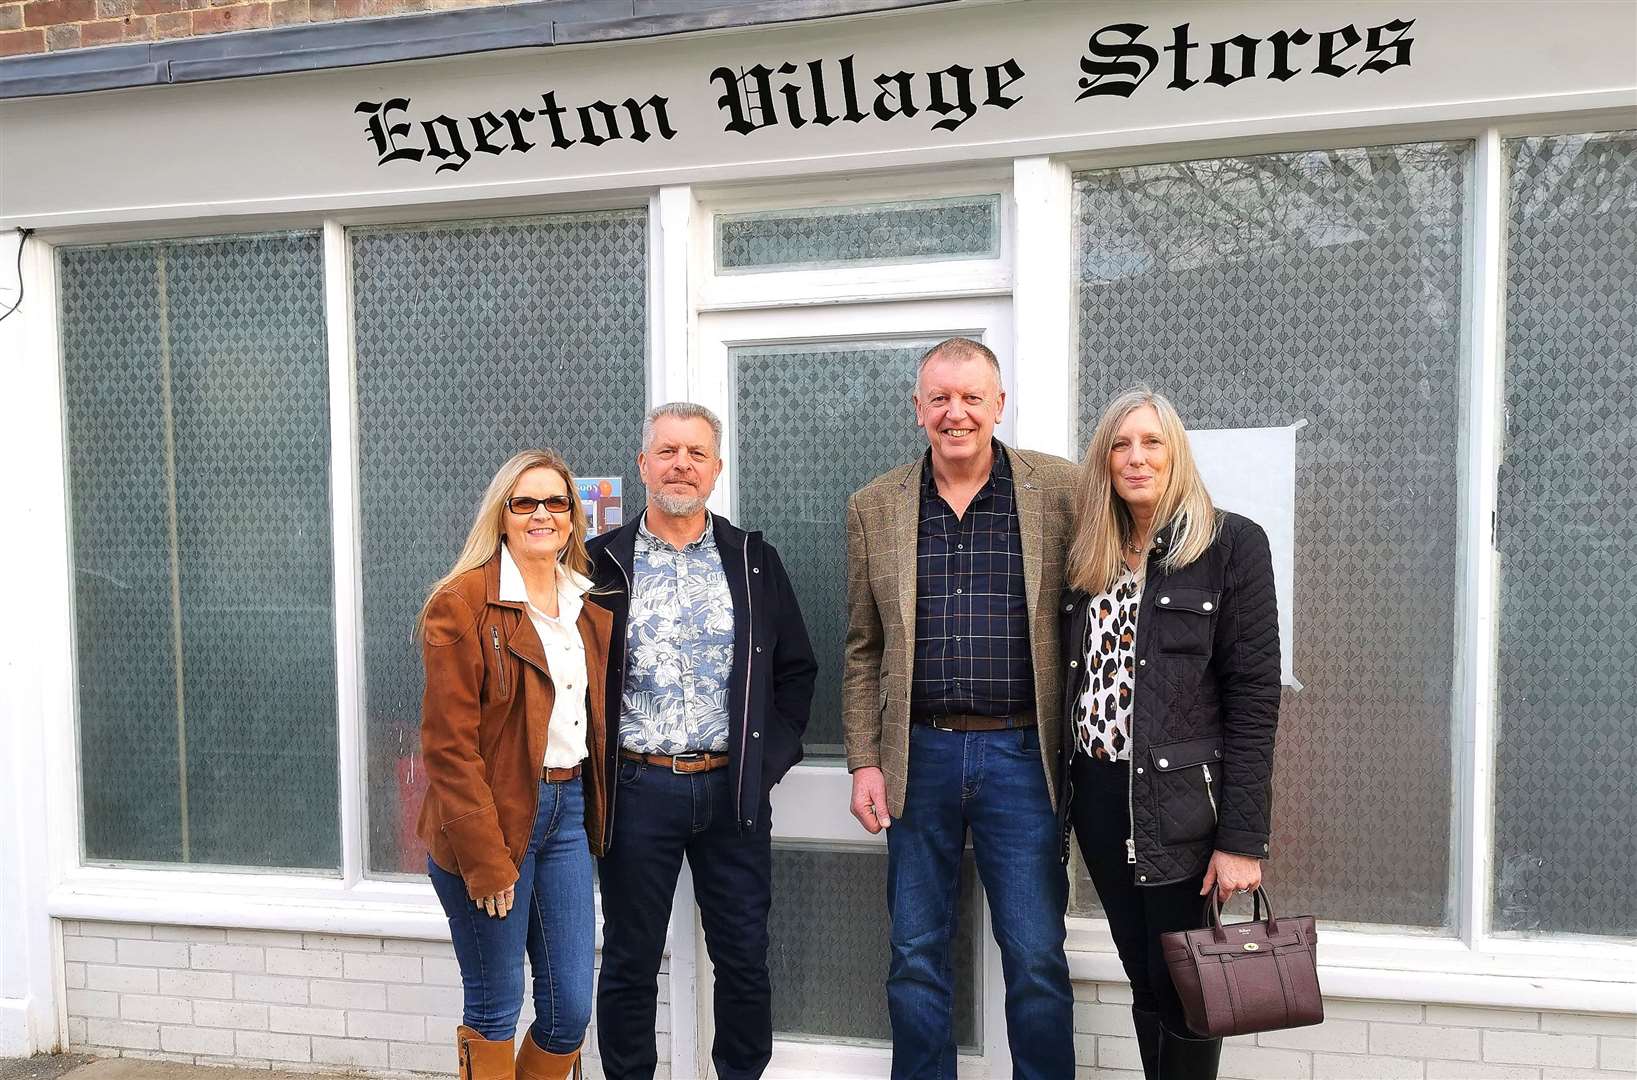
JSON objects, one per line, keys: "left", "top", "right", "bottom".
{"left": 507, "top": 495, "right": 574, "bottom": 515}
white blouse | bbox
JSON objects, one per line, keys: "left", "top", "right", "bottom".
{"left": 499, "top": 543, "right": 591, "bottom": 770}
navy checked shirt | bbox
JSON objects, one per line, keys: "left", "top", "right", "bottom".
{"left": 911, "top": 442, "right": 1035, "bottom": 719}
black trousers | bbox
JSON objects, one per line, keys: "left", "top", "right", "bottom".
{"left": 1070, "top": 752, "right": 1208, "bottom": 1035}
{"left": 595, "top": 759, "right": 773, "bottom": 1080}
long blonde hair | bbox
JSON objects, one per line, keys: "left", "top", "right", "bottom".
{"left": 416, "top": 450, "right": 592, "bottom": 636}
{"left": 1066, "top": 388, "right": 1218, "bottom": 595}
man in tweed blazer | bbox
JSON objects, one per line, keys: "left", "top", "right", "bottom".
{"left": 842, "top": 337, "right": 1079, "bottom": 1079}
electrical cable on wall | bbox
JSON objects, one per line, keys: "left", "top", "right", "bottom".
{"left": 0, "top": 228, "right": 32, "bottom": 325}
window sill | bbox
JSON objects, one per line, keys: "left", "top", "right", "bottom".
{"left": 47, "top": 871, "right": 1634, "bottom": 1016}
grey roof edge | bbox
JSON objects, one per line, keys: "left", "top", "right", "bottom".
{"left": 0, "top": 0, "right": 957, "bottom": 100}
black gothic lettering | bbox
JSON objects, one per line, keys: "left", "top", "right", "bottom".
{"left": 1165, "top": 24, "right": 1198, "bottom": 90}
{"left": 353, "top": 21, "right": 1419, "bottom": 176}
{"left": 1076, "top": 23, "right": 1158, "bottom": 100}
{"left": 500, "top": 107, "right": 537, "bottom": 153}
{"left": 576, "top": 101, "right": 622, "bottom": 146}
{"left": 469, "top": 111, "right": 508, "bottom": 156}
{"left": 539, "top": 91, "right": 576, "bottom": 149}
{"left": 355, "top": 98, "right": 423, "bottom": 164}
{"left": 837, "top": 55, "right": 868, "bottom": 122}
{"left": 1267, "top": 29, "right": 1312, "bottom": 81}
{"left": 1206, "top": 34, "right": 1260, "bottom": 87}
{"left": 1071, "top": 17, "right": 1411, "bottom": 111}
{"left": 771, "top": 62, "right": 807, "bottom": 128}
{"left": 924, "top": 64, "right": 977, "bottom": 131}
{"left": 710, "top": 65, "right": 780, "bottom": 135}
{"left": 805, "top": 59, "right": 837, "bottom": 125}
{"left": 984, "top": 58, "right": 1025, "bottom": 108}
{"left": 873, "top": 71, "right": 919, "bottom": 121}
{"left": 422, "top": 115, "right": 470, "bottom": 174}
{"left": 624, "top": 95, "right": 678, "bottom": 142}
{"left": 573, "top": 98, "right": 678, "bottom": 146}
{"left": 1363, "top": 19, "right": 1415, "bottom": 74}
{"left": 1316, "top": 25, "right": 1362, "bottom": 76}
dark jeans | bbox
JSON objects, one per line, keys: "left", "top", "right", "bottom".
{"left": 1069, "top": 752, "right": 1207, "bottom": 1035}
{"left": 886, "top": 724, "right": 1075, "bottom": 1080}
{"left": 596, "top": 759, "right": 773, "bottom": 1080}
{"left": 427, "top": 778, "right": 595, "bottom": 1051}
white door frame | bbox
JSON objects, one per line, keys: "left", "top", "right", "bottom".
{"left": 684, "top": 297, "right": 1016, "bottom": 1079}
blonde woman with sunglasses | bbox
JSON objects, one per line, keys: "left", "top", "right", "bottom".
{"left": 416, "top": 450, "right": 611, "bottom": 1080}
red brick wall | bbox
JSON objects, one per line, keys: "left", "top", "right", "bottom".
{"left": 0, "top": 0, "right": 519, "bottom": 57}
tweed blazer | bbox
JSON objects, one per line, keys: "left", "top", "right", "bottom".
{"left": 842, "top": 443, "right": 1080, "bottom": 817}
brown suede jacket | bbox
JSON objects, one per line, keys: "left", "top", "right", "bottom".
{"left": 416, "top": 550, "right": 611, "bottom": 899}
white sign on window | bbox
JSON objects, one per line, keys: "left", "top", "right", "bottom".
{"left": 1188, "top": 421, "right": 1304, "bottom": 690}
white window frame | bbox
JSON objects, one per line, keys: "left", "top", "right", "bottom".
{"left": 692, "top": 166, "right": 1014, "bottom": 313}
{"left": 1036, "top": 116, "right": 1637, "bottom": 1011}
{"left": 8, "top": 111, "right": 1632, "bottom": 1063}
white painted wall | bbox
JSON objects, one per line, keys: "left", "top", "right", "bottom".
{"left": 0, "top": 228, "right": 68, "bottom": 1056}
{"left": 2, "top": 1, "right": 1634, "bottom": 229}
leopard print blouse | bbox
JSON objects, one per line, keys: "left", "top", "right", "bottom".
{"left": 1074, "top": 563, "right": 1144, "bottom": 762}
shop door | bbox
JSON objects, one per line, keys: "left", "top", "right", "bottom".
{"left": 691, "top": 298, "right": 1014, "bottom": 1078}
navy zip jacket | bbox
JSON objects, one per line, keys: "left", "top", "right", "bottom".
{"left": 587, "top": 512, "right": 818, "bottom": 851}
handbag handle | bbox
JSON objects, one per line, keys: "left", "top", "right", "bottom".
{"left": 1204, "top": 886, "right": 1282, "bottom": 942}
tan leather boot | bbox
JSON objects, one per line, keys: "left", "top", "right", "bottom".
{"left": 515, "top": 1029, "right": 582, "bottom": 1080}
{"left": 457, "top": 1025, "right": 515, "bottom": 1080}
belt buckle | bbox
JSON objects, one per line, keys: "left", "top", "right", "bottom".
{"left": 670, "top": 752, "right": 705, "bottom": 774}
{"left": 925, "top": 715, "right": 953, "bottom": 732}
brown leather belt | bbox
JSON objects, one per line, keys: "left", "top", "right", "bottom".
{"left": 621, "top": 749, "right": 730, "bottom": 774}
{"left": 543, "top": 764, "right": 582, "bottom": 782}
{"left": 916, "top": 711, "right": 1036, "bottom": 733}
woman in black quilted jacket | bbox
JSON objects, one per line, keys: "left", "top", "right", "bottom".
{"left": 1059, "top": 387, "right": 1281, "bottom": 1080}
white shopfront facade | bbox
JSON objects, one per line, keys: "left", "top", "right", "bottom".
{"left": 2, "top": 2, "right": 1635, "bottom": 1076}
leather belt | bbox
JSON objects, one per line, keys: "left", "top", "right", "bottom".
{"left": 543, "top": 764, "right": 582, "bottom": 782}
{"left": 916, "top": 711, "right": 1036, "bottom": 733}
{"left": 621, "top": 749, "right": 730, "bottom": 774}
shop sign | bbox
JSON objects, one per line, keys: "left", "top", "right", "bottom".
{"left": 355, "top": 16, "right": 1416, "bottom": 176}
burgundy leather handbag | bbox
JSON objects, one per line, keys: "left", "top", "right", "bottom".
{"left": 1160, "top": 888, "right": 1324, "bottom": 1038}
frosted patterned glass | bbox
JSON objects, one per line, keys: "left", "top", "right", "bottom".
{"left": 769, "top": 846, "right": 980, "bottom": 1049}
{"left": 352, "top": 211, "right": 648, "bottom": 875}
{"left": 733, "top": 339, "right": 936, "bottom": 756}
{"left": 61, "top": 233, "right": 338, "bottom": 870}
{"left": 1492, "top": 131, "right": 1637, "bottom": 938}
{"left": 716, "top": 196, "right": 999, "bottom": 273}
{"left": 1072, "top": 144, "right": 1468, "bottom": 926}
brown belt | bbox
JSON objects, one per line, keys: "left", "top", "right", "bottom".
{"left": 543, "top": 764, "right": 582, "bottom": 782}
{"left": 621, "top": 749, "right": 730, "bottom": 774}
{"left": 916, "top": 711, "right": 1036, "bottom": 733}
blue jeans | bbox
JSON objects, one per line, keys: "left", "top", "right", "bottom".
{"left": 596, "top": 760, "right": 773, "bottom": 1080}
{"left": 886, "top": 724, "right": 1075, "bottom": 1080}
{"left": 428, "top": 778, "right": 595, "bottom": 1051}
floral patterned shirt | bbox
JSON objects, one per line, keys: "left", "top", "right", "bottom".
{"left": 618, "top": 512, "right": 736, "bottom": 753}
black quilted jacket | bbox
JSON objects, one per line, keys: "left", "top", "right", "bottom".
{"left": 1057, "top": 511, "right": 1281, "bottom": 886}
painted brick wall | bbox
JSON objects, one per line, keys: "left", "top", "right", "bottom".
{"left": 61, "top": 919, "right": 1637, "bottom": 1079}
{"left": 62, "top": 919, "right": 671, "bottom": 1078}
{"left": 1072, "top": 982, "right": 1637, "bottom": 1080}
{"left": 0, "top": 0, "right": 521, "bottom": 58}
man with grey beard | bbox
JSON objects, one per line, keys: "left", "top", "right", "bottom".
{"left": 586, "top": 402, "right": 817, "bottom": 1080}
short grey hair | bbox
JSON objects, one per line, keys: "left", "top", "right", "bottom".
{"left": 642, "top": 401, "right": 723, "bottom": 455}
{"left": 916, "top": 337, "right": 1001, "bottom": 386}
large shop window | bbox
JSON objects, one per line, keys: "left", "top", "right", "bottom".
{"left": 1070, "top": 144, "right": 1469, "bottom": 927}
{"left": 1492, "top": 130, "right": 1637, "bottom": 939}
{"left": 734, "top": 339, "right": 934, "bottom": 758}
{"left": 61, "top": 233, "right": 337, "bottom": 870}
{"left": 351, "top": 210, "right": 648, "bottom": 877}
